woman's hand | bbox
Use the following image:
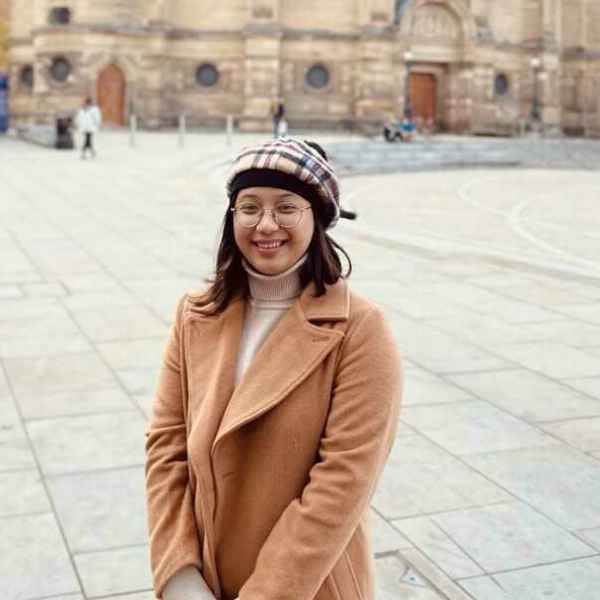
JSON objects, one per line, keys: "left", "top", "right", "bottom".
{"left": 162, "top": 565, "right": 216, "bottom": 600}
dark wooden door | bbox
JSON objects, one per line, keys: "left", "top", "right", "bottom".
{"left": 410, "top": 73, "right": 437, "bottom": 121}
{"left": 97, "top": 64, "right": 126, "bottom": 126}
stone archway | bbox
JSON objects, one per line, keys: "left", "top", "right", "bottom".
{"left": 399, "top": 0, "right": 476, "bottom": 41}
{"left": 97, "top": 64, "right": 126, "bottom": 126}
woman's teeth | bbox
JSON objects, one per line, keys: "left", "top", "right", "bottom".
{"left": 255, "top": 241, "right": 284, "bottom": 249}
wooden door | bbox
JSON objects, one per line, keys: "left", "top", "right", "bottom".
{"left": 410, "top": 73, "right": 437, "bottom": 122}
{"left": 96, "top": 64, "right": 126, "bottom": 126}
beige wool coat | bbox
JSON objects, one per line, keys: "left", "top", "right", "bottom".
{"left": 145, "top": 279, "right": 402, "bottom": 600}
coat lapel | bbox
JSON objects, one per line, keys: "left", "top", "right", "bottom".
{"left": 186, "top": 297, "right": 244, "bottom": 456}
{"left": 211, "top": 280, "right": 349, "bottom": 455}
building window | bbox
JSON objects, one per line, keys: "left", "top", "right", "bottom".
{"left": 195, "top": 63, "right": 219, "bottom": 88}
{"left": 306, "top": 64, "right": 330, "bottom": 90}
{"left": 20, "top": 65, "right": 34, "bottom": 89}
{"left": 394, "top": 0, "right": 411, "bottom": 25}
{"left": 494, "top": 73, "right": 510, "bottom": 96}
{"left": 49, "top": 7, "right": 71, "bottom": 25}
{"left": 50, "top": 57, "right": 72, "bottom": 82}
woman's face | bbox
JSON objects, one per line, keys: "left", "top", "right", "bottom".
{"left": 233, "top": 186, "right": 315, "bottom": 276}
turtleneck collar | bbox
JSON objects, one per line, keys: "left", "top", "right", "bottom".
{"left": 243, "top": 255, "right": 307, "bottom": 302}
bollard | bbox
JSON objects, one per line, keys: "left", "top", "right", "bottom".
{"left": 179, "top": 114, "right": 186, "bottom": 148}
{"left": 226, "top": 114, "right": 233, "bottom": 146}
{"left": 129, "top": 114, "right": 137, "bottom": 147}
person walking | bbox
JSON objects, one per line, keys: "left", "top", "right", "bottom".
{"left": 272, "top": 99, "right": 285, "bottom": 138}
{"left": 75, "top": 97, "right": 102, "bottom": 158}
{"left": 145, "top": 137, "right": 403, "bottom": 600}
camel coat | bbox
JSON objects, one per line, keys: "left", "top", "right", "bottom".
{"left": 145, "top": 280, "right": 402, "bottom": 600}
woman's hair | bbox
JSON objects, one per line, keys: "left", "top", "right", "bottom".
{"left": 192, "top": 195, "right": 352, "bottom": 315}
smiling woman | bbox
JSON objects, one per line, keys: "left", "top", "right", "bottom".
{"left": 145, "top": 137, "right": 402, "bottom": 600}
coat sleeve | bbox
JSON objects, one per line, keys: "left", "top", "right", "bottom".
{"left": 239, "top": 305, "right": 402, "bottom": 600}
{"left": 145, "top": 295, "right": 204, "bottom": 598}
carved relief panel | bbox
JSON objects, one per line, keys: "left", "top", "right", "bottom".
{"left": 410, "top": 4, "right": 460, "bottom": 41}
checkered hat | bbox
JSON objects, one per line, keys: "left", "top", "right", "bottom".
{"left": 226, "top": 137, "right": 344, "bottom": 229}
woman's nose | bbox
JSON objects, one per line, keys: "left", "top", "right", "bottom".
{"left": 256, "top": 209, "right": 279, "bottom": 231}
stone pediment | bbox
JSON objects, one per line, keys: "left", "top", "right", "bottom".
{"left": 410, "top": 3, "right": 460, "bottom": 41}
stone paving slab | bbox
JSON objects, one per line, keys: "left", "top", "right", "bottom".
{"left": 464, "top": 446, "right": 600, "bottom": 531}
{"left": 1, "top": 512, "right": 80, "bottom": 599}
{"left": 74, "top": 545, "right": 152, "bottom": 598}
{"left": 27, "top": 411, "right": 146, "bottom": 476}
{"left": 458, "top": 555, "right": 600, "bottom": 600}
{"left": 47, "top": 467, "right": 147, "bottom": 553}
{"left": 430, "top": 502, "right": 596, "bottom": 572}
{"left": 0, "top": 469, "right": 50, "bottom": 517}
{"left": 447, "top": 369, "right": 600, "bottom": 423}
{"left": 2, "top": 132, "right": 600, "bottom": 599}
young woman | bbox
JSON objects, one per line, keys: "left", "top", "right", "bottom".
{"left": 145, "top": 137, "right": 402, "bottom": 600}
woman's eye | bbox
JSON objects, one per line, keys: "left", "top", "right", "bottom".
{"left": 239, "top": 205, "right": 260, "bottom": 214}
{"left": 277, "top": 204, "right": 299, "bottom": 214}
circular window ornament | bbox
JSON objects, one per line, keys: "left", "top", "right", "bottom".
{"left": 196, "top": 63, "right": 219, "bottom": 88}
{"left": 49, "top": 7, "right": 71, "bottom": 25}
{"left": 494, "top": 73, "right": 510, "bottom": 97}
{"left": 50, "top": 57, "right": 72, "bottom": 83}
{"left": 20, "top": 65, "right": 34, "bottom": 89}
{"left": 306, "top": 64, "right": 330, "bottom": 90}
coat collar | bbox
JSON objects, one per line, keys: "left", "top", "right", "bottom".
{"left": 186, "top": 279, "right": 349, "bottom": 458}
{"left": 299, "top": 278, "right": 350, "bottom": 323}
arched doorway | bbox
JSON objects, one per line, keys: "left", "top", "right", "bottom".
{"left": 410, "top": 72, "right": 437, "bottom": 122}
{"left": 96, "top": 64, "right": 126, "bottom": 126}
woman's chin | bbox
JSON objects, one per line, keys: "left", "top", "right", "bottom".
{"left": 247, "top": 253, "right": 294, "bottom": 276}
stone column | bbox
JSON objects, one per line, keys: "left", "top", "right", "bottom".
{"left": 354, "top": 2, "right": 395, "bottom": 125}
{"left": 239, "top": 0, "right": 281, "bottom": 132}
{"left": 540, "top": 0, "right": 562, "bottom": 134}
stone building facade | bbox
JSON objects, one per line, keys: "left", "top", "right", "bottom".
{"left": 6, "top": 0, "right": 600, "bottom": 136}
{"left": 0, "top": 0, "right": 9, "bottom": 71}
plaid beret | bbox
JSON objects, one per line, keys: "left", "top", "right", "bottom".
{"left": 226, "top": 137, "right": 341, "bottom": 229}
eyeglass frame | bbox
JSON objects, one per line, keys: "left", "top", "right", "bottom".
{"left": 230, "top": 204, "right": 313, "bottom": 229}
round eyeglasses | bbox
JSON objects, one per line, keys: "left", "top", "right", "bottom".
{"left": 231, "top": 204, "right": 312, "bottom": 229}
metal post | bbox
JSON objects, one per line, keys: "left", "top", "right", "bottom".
{"left": 226, "top": 114, "right": 233, "bottom": 146}
{"left": 178, "top": 114, "right": 186, "bottom": 148}
{"left": 129, "top": 114, "right": 137, "bottom": 147}
{"left": 529, "top": 57, "right": 542, "bottom": 126}
{"left": 403, "top": 50, "right": 414, "bottom": 119}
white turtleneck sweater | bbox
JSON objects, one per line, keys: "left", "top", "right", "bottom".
{"left": 162, "top": 256, "right": 305, "bottom": 600}
{"left": 235, "top": 256, "right": 305, "bottom": 384}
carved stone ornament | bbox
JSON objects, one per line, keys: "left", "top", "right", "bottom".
{"left": 252, "top": 5, "right": 274, "bottom": 19}
{"left": 411, "top": 5, "right": 460, "bottom": 40}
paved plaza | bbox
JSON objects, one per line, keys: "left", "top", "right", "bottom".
{"left": 1, "top": 130, "right": 600, "bottom": 600}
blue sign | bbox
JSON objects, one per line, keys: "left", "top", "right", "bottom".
{"left": 0, "top": 74, "right": 8, "bottom": 133}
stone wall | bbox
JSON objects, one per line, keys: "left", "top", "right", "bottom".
{"left": 4, "top": 0, "right": 600, "bottom": 136}
{"left": 0, "top": 0, "right": 9, "bottom": 70}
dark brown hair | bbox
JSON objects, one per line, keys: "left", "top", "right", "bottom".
{"left": 192, "top": 197, "right": 352, "bottom": 315}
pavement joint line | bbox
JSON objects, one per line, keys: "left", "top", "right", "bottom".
{"left": 0, "top": 359, "right": 87, "bottom": 598}
{"left": 45, "top": 463, "right": 146, "bottom": 480}
{"left": 23, "top": 407, "right": 142, "bottom": 423}
{"left": 72, "top": 542, "right": 149, "bottom": 557}
{"left": 2, "top": 178, "right": 169, "bottom": 423}
{"left": 23, "top": 593, "right": 83, "bottom": 600}
{"left": 0, "top": 509, "right": 54, "bottom": 521}
{"left": 404, "top": 516, "right": 490, "bottom": 585}
{"left": 386, "top": 500, "right": 518, "bottom": 522}
{"left": 393, "top": 423, "right": 596, "bottom": 541}
{"left": 399, "top": 547, "right": 473, "bottom": 600}
{"left": 453, "top": 551, "right": 600, "bottom": 580}
{"left": 458, "top": 175, "right": 600, "bottom": 275}
{"left": 439, "top": 371, "right": 600, "bottom": 422}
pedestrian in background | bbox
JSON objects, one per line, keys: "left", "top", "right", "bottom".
{"left": 145, "top": 137, "right": 402, "bottom": 600}
{"left": 75, "top": 97, "right": 102, "bottom": 159}
{"left": 272, "top": 99, "right": 285, "bottom": 137}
